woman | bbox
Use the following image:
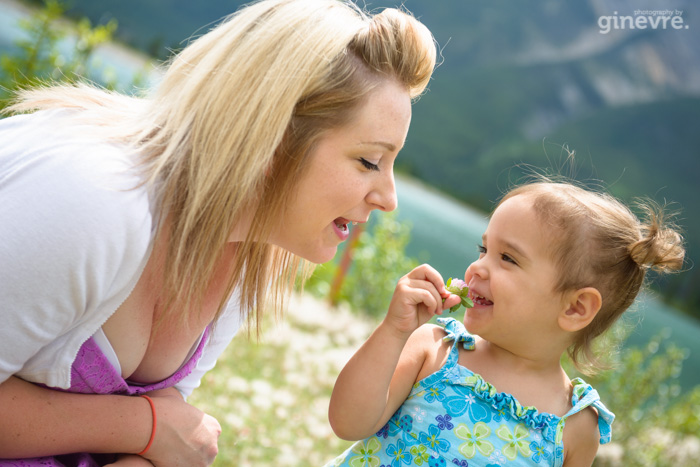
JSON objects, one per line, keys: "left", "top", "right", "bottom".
{"left": 0, "top": 0, "right": 436, "bottom": 465}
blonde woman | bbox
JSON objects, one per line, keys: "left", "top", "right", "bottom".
{"left": 0, "top": 0, "right": 436, "bottom": 465}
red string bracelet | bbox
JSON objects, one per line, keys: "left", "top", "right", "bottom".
{"left": 137, "top": 395, "right": 157, "bottom": 456}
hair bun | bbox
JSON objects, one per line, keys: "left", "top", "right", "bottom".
{"left": 352, "top": 7, "right": 436, "bottom": 98}
{"left": 628, "top": 202, "right": 685, "bottom": 273}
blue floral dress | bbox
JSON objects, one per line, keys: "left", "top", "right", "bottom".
{"left": 325, "top": 318, "right": 614, "bottom": 467}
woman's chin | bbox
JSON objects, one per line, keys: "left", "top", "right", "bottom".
{"left": 298, "top": 245, "right": 339, "bottom": 265}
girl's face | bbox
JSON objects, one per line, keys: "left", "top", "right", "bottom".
{"left": 269, "top": 79, "right": 412, "bottom": 263}
{"left": 463, "top": 194, "right": 568, "bottom": 351}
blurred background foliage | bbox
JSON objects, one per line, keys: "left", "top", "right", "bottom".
{"left": 0, "top": 0, "right": 119, "bottom": 99}
{"left": 303, "top": 211, "right": 418, "bottom": 319}
{"left": 1, "top": 1, "right": 699, "bottom": 465}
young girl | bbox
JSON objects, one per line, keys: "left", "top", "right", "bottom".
{"left": 326, "top": 180, "right": 685, "bottom": 466}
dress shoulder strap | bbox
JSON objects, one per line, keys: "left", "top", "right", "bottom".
{"left": 561, "top": 377, "right": 616, "bottom": 444}
{"left": 436, "top": 317, "right": 475, "bottom": 367}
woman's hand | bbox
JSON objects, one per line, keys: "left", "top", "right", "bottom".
{"left": 139, "top": 389, "right": 221, "bottom": 467}
{"left": 385, "top": 264, "right": 461, "bottom": 337}
{"left": 105, "top": 454, "right": 154, "bottom": 466}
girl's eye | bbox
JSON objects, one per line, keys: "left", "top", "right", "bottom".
{"left": 477, "top": 244, "right": 486, "bottom": 254}
{"left": 360, "top": 158, "right": 380, "bottom": 171}
{"left": 501, "top": 253, "right": 517, "bottom": 265}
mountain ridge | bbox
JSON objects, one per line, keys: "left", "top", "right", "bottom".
{"left": 16, "top": 0, "right": 700, "bottom": 317}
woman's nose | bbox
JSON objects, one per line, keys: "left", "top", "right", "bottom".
{"left": 367, "top": 170, "right": 398, "bottom": 212}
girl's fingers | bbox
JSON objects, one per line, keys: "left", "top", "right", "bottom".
{"left": 403, "top": 278, "right": 444, "bottom": 314}
{"left": 407, "top": 264, "right": 449, "bottom": 297}
{"left": 441, "top": 294, "right": 461, "bottom": 310}
{"left": 392, "top": 264, "right": 461, "bottom": 326}
{"left": 407, "top": 265, "right": 465, "bottom": 312}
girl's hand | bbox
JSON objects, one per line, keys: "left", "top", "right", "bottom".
{"left": 139, "top": 391, "right": 221, "bottom": 467}
{"left": 385, "top": 264, "right": 461, "bottom": 336}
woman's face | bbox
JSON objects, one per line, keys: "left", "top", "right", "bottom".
{"left": 271, "top": 79, "right": 412, "bottom": 263}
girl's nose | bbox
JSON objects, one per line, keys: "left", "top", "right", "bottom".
{"left": 466, "top": 257, "right": 488, "bottom": 281}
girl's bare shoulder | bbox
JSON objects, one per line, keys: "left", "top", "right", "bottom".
{"left": 412, "top": 323, "right": 453, "bottom": 381}
{"left": 563, "top": 405, "right": 601, "bottom": 465}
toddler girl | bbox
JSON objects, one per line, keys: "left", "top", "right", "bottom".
{"left": 326, "top": 180, "right": 684, "bottom": 466}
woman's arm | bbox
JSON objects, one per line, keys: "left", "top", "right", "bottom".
{"left": 328, "top": 264, "right": 459, "bottom": 440}
{"left": 0, "top": 376, "right": 152, "bottom": 457}
{"left": 0, "top": 377, "right": 220, "bottom": 466}
{"left": 105, "top": 455, "right": 154, "bottom": 467}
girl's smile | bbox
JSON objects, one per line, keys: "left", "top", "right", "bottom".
{"left": 463, "top": 194, "right": 566, "bottom": 352}
{"left": 468, "top": 289, "right": 494, "bottom": 308}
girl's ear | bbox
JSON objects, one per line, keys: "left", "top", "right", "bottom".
{"left": 558, "top": 287, "right": 602, "bottom": 333}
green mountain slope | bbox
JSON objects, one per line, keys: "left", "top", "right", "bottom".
{"left": 32, "top": 0, "right": 700, "bottom": 317}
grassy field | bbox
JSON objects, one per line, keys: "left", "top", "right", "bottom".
{"left": 189, "top": 291, "right": 700, "bottom": 466}
{"left": 188, "top": 293, "right": 369, "bottom": 466}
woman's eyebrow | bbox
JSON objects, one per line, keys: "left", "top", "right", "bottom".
{"left": 359, "top": 141, "right": 398, "bottom": 151}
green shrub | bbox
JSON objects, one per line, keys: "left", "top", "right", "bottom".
{"left": 0, "top": 0, "right": 118, "bottom": 107}
{"left": 563, "top": 326, "right": 700, "bottom": 466}
{"left": 304, "top": 210, "right": 418, "bottom": 319}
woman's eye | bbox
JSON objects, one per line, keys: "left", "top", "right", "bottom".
{"left": 360, "top": 158, "right": 380, "bottom": 171}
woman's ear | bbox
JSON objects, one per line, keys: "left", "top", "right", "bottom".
{"left": 558, "top": 287, "right": 602, "bottom": 333}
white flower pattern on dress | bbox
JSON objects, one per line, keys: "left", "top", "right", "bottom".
{"left": 325, "top": 318, "right": 615, "bottom": 467}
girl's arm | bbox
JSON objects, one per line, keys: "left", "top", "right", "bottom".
{"left": 328, "top": 264, "right": 460, "bottom": 440}
{"left": 0, "top": 377, "right": 220, "bottom": 466}
{"left": 562, "top": 407, "right": 600, "bottom": 466}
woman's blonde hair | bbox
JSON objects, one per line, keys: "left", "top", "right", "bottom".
{"left": 7, "top": 0, "right": 437, "bottom": 331}
{"left": 499, "top": 181, "right": 685, "bottom": 373}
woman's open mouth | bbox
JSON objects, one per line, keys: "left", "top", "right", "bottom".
{"left": 332, "top": 218, "right": 351, "bottom": 240}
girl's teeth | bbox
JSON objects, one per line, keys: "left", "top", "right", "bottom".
{"left": 470, "top": 292, "right": 493, "bottom": 306}
{"left": 476, "top": 296, "right": 493, "bottom": 306}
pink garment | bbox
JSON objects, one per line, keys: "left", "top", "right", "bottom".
{"left": 0, "top": 328, "right": 210, "bottom": 467}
